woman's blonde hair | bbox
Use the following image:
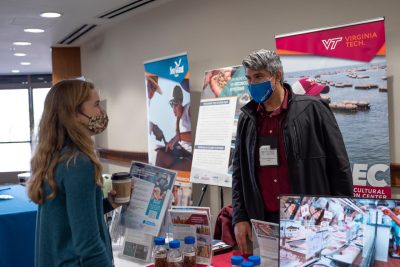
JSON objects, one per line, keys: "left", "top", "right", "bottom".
{"left": 28, "top": 79, "right": 103, "bottom": 204}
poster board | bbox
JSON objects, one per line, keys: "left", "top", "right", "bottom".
{"left": 275, "top": 18, "right": 391, "bottom": 198}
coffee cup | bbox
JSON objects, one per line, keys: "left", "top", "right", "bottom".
{"left": 111, "top": 172, "right": 132, "bottom": 203}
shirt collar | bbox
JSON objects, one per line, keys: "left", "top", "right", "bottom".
{"left": 256, "top": 88, "right": 289, "bottom": 116}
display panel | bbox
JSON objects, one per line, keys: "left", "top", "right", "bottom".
{"left": 279, "top": 195, "right": 400, "bottom": 267}
{"left": 276, "top": 18, "right": 391, "bottom": 195}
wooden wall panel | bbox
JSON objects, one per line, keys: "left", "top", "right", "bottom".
{"left": 51, "top": 47, "right": 81, "bottom": 84}
{"left": 96, "top": 147, "right": 148, "bottom": 164}
{"left": 391, "top": 163, "right": 400, "bottom": 187}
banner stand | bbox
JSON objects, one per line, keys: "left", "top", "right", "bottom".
{"left": 197, "top": 184, "right": 208, "bottom": 206}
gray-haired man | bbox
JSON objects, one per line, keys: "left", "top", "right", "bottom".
{"left": 232, "top": 49, "right": 353, "bottom": 254}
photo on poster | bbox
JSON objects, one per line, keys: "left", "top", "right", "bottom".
{"left": 276, "top": 18, "right": 390, "bottom": 197}
{"left": 279, "top": 195, "right": 400, "bottom": 267}
{"left": 145, "top": 53, "right": 193, "bottom": 179}
{"left": 171, "top": 182, "right": 192, "bottom": 206}
{"left": 281, "top": 55, "right": 389, "bottom": 193}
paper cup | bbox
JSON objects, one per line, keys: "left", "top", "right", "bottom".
{"left": 111, "top": 172, "right": 132, "bottom": 203}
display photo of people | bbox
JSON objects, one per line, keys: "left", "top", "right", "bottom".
{"left": 145, "top": 54, "right": 192, "bottom": 175}
{"left": 144, "top": 53, "right": 193, "bottom": 205}
{"left": 279, "top": 195, "right": 400, "bottom": 267}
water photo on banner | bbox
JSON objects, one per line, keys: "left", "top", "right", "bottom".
{"left": 275, "top": 17, "right": 390, "bottom": 198}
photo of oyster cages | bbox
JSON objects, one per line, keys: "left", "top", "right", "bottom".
{"left": 281, "top": 55, "right": 389, "bottom": 185}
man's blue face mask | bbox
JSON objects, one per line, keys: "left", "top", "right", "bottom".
{"left": 247, "top": 80, "right": 273, "bottom": 104}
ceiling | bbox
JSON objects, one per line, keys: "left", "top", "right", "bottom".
{"left": 0, "top": 0, "right": 164, "bottom": 75}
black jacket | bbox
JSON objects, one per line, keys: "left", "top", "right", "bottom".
{"left": 232, "top": 84, "right": 353, "bottom": 225}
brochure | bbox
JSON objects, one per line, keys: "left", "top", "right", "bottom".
{"left": 115, "top": 161, "right": 176, "bottom": 262}
{"left": 169, "top": 207, "right": 212, "bottom": 265}
{"left": 251, "top": 219, "right": 279, "bottom": 267}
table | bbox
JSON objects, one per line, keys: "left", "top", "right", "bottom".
{"left": 114, "top": 250, "right": 234, "bottom": 266}
{"left": 0, "top": 185, "right": 37, "bottom": 267}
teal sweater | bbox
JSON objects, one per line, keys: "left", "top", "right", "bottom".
{"left": 35, "top": 153, "right": 113, "bottom": 267}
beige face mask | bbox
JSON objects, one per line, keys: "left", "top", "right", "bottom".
{"left": 80, "top": 112, "right": 109, "bottom": 134}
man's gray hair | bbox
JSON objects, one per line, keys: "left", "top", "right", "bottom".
{"left": 242, "top": 49, "right": 284, "bottom": 85}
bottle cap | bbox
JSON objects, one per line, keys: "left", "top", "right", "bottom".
{"left": 241, "top": 262, "right": 254, "bottom": 267}
{"left": 231, "top": 255, "right": 244, "bottom": 265}
{"left": 169, "top": 240, "right": 180, "bottom": 249}
{"left": 154, "top": 237, "right": 165, "bottom": 246}
{"left": 184, "top": 236, "right": 195, "bottom": 244}
{"left": 248, "top": 255, "right": 261, "bottom": 265}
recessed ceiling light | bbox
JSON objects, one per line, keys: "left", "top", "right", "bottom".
{"left": 40, "top": 12, "right": 62, "bottom": 18}
{"left": 20, "top": 62, "right": 31, "bottom": 66}
{"left": 14, "top": 53, "right": 26, "bottom": 57}
{"left": 13, "top": 41, "right": 31, "bottom": 46}
{"left": 24, "top": 28, "right": 45, "bottom": 33}
{"left": 11, "top": 70, "right": 20, "bottom": 73}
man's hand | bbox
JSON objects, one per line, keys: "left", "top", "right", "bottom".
{"left": 379, "top": 206, "right": 391, "bottom": 216}
{"left": 151, "top": 124, "right": 164, "bottom": 141}
{"left": 234, "top": 221, "right": 252, "bottom": 254}
{"left": 166, "top": 134, "right": 180, "bottom": 151}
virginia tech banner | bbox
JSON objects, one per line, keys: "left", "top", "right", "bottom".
{"left": 276, "top": 18, "right": 390, "bottom": 198}
{"left": 144, "top": 53, "right": 193, "bottom": 205}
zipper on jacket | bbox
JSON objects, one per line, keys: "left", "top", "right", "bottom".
{"left": 251, "top": 122, "right": 264, "bottom": 213}
{"left": 283, "top": 129, "right": 289, "bottom": 160}
{"left": 291, "top": 123, "right": 300, "bottom": 159}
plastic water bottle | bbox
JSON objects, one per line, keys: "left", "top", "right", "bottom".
{"left": 153, "top": 237, "right": 167, "bottom": 267}
{"left": 167, "top": 240, "right": 183, "bottom": 267}
{"left": 231, "top": 255, "right": 244, "bottom": 267}
{"left": 248, "top": 255, "right": 261, "bottom": 266}
{"left": 241, "top": 261, "right": 254, "bottom": 267}
{"left": 183, "top": 236, "right": 196, "bottom": 267}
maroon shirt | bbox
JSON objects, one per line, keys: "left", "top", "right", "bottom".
{"left": 256, "top": 89, "right": 291, "bottom": 212}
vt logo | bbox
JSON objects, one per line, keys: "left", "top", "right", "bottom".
{"left": 170, "top": 58, "right": 184, "bottom": 77}
{"left": 322, "top": 37, "right": 343, "bottom": 50}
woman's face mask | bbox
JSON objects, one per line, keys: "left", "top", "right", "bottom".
{"left": 247, "top": 79, "right": 274, "bottom": 104}
{"left": 80, "top": 112, "right": 109, "bottom": 134}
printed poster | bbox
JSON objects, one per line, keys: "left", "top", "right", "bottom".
{"left": 144, "top": 53, "right": 193, "bottom": 205}
{"left": 190, "top": 66, "right": 251, "bottom": 187}
{"left": 275, "top": 18, "right": 391, "bottom": 198}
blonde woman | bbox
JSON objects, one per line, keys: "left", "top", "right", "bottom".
{"left": 28, "top": 79, "right": 119, "bottom": 267}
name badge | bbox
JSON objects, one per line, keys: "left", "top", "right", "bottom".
{"left": 258, "top": 135, "right": 279, "bottom": 167}
{"left": 259, "top": 145, "right": 278, "bottom": 166}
